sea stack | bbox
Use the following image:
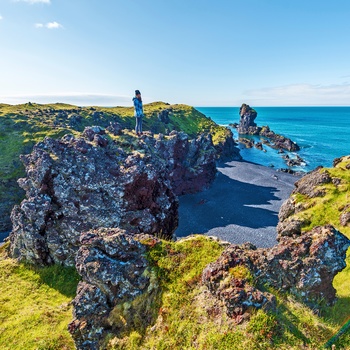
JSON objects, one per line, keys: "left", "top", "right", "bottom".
{"left": 238, "top": 103, "right": 258, "bottom": 134}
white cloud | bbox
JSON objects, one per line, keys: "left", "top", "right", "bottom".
{"left": 0, "top": 15, "right": 3, "bottom": 20}
{"left": 14, "top": 0, "right": 51, "bottom": 4}
{"left": 46, "top": 21, "right": 62, "bottom": 29}
{"left": 243, "top": 83, "right": 350, "bottom": 106}
{"left": 35, "top": 21, "right": 63, "bottom": 29}
{"left": 0, "top": 93, "right": 132, "bottom": 106}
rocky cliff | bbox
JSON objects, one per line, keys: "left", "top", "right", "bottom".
{"left": 9, "top": 125, "right": 219, "bottom": 265}
{"left": 0, "top": 102, "right": 241, "bottom": 234}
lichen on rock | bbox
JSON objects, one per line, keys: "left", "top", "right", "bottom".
{"left": 202, "top": 225, "right": 349, "bottom": 319}
{"left": 10, "top": 128, "right": 179, "bottom": 265}
{"left": 68, "top": 228, "right": 161, "bottom": 350}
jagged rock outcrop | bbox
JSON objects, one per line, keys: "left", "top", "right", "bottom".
{"left": 260, "top": 126, "right": 300, "bottom": 152}
{"left": 9, "top": 125, "right": 221, "bottom": 265}
{"left": 202, "top": 225, "right": 349, "bottom": 319}
{"left": 69, "top": 228, "right": 160, "bottom": 350}
{"left": 237, "top": 104, "right": 300, "bottom": 152}
{"left": 238, "top": 104, "right": 258, "bottom": 134}
{"left": 142, "top": 131, "right": 217, "bottom": 195}
{"left": 157, "top": 108, "right": 171, "bottom": 124}
{"left": 202, "top": 243, "right": 276, "bottom": 321}
{"left": 213, "top": 128, "right": 242, "bottom": 161}
{"left": 10, "top": 128, "right": 178, "bottom": 266}
{"left": 277, "top": 167, "right": 332, "bottom": 236}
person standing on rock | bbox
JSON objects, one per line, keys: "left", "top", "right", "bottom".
{"left": 133, "top": 90, "right": 143, "bottom": 136}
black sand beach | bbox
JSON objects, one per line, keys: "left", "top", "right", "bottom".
{"left": 176, "top": 160, "right": 300, "bottom": 247}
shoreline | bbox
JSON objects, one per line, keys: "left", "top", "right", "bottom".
{"left": 176, "top": 159, "right": 300, "bottom": 247}
{"left": 0, "top": 160, "right": 300, "bottom": 246}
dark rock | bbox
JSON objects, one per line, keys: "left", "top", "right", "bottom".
{"left": 236, "top": 104, "right": 300, "bottom": 151}
{"left": 149, "top": 131, "right": 217, "bottom": 195}
{"left": 202, "top": 244, "right": 276, "bottom": 320}
{"left": 69, "top": 228, "right": 160, "bottom": 350}
{"left": 260, "top": 126, "right": 300, "bottom": 152}
{"left": 255, "top": 142, "right": 263, "bottom": 151}
{"left": 256, "top": 225, "right": 349, "bottom": 305}
{"left": 292, "top": 168, "right": 331, "bottom": 198}
{"left": 68, "top": 114, "right": 82, "bottom": 128}
{"left": 239, "top": 138, "right": 254, "bottom": 148}
{"left": 276, "top": 218, "right": 304, "bottom": 237}
{"left": 202, "top": 225, "right": 349, "bottom": 315}
{"left": 10, "top": 133, "right": 178, "bottom": 266}
{"left": 213, "top": 128, "right": 242, "bottom": 161}
{"left": 93, "top": 134, "right": 108, "bottom": 148}
{"left": 106, "top": 122, "right": 122, "bottom": 136}
{"left": 157, "top": 108, "right": 172, "bottom": 124}
{"left": 238, "top": 104, "right": 258, "bottom": 134}
{"left": 340, "top": 205, "right": 350, "bottom": 226}
{"left": 277, "top": 168, "right": 304, "bottom": 175}
{"left": 83, "top": 126, "right": 105, "bottom": 141}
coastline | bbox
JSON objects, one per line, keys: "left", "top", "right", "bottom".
{"left": 0, "top": 160, "right": 299, "bottom": 246}
{"left": 176, "top": 159, "right": 300, "bottom": 247}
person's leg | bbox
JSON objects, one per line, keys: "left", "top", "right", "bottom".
{"left": 135, "top": 117, "right": 140, "bottom": 134}
{"left": 140, "top": 117, "right": 143, "bottom": 134}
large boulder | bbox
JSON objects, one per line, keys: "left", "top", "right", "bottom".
{"left": 143, "top": 131, "right": 217, "bottom": 195}
{"left": 202, "top": 225, "right": 349, "bottom": 318}
{"left": 238, "top": 104, "right": 258, "bottom": 134}
{"left": 68, "top": 229, "right": 160, "bottom": 350}
{"left": 10, "top": 129, "right": 178, "bottom": 266}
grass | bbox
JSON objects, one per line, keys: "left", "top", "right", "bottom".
{"left": 0, "top": 101, "right": 229, "bottom": 231}
{"left": 0, "top": 242, "right": 80, "bottom": 350}
{"left": 106, "top": 235, "right": 350, "bottom": 349}
{"left": 1, "top": 232, "right": 349, "bottom": 349}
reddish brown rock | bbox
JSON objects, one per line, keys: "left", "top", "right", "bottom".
{"left": 69, "top": 229, "right": 161, "bottom": 350}
{"left": 202, "top": 225, "right": 349, "bottom": 318}
{"left": 10, "top": 130, "right": 178, "bottom": 266}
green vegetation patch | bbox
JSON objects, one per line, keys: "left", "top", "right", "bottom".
{"left": 107, "top": 235, "right": 348, "bottom": 349}
{"left": 0, "top": 243, "right": 80, "bottom": 350}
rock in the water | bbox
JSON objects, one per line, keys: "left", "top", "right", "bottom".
{"left": 10, "top": 128, "right": 178, "bottom": 265}
{"left": 69, "top": 229, "right": 160, "bottom": 350}
{"left": 236, "top": 104, "right": 300, "bottom": 152}
{"left": 238, "top": 104, "right": 258, "bottom": 134}
{"left": 260, "top": 126, "right": 300, "bottom": 152}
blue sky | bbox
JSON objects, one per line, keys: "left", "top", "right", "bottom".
{"left": 1, "top": 0, "right": 350, "bottom": 106}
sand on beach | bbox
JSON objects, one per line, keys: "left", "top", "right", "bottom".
{"left": 176, "top": 160, "right": 300, "bottom": 248}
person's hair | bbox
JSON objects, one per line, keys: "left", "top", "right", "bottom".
{"left": 135, "top": 90, "right": 141, "bottom": 95}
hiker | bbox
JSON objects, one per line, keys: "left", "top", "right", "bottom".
{"left": 132, "top": 90, "right": 143, "bottom": 136}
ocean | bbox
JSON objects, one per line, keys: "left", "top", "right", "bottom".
{"left": 196, "top": 107, "right": 350, "bottom": 172}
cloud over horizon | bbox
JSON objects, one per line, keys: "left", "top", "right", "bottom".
{"left": 0, "top": 93, "right": 132, "bottom": 106}
{"left": 14, "top": 0, "right": 51, "bottom": 4}
{"left": 243, "top": 83, "right": 350, "bottom": 106}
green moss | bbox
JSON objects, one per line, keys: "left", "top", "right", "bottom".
{"left": 104, "top": 235, "right": 350, "bottom": 349}
{"left": 0, "top": 101, "right": 226, "bottom": 229}
{"left": 229, "top": 265, "right": 254, "bottom": 284}
{"left": 0, "top": 251, "right": 80, "bottom": 350}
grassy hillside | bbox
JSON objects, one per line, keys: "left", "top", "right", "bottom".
{"left": 0, "top": 242, "right": 80, "bottom": 350}
{"left": 0, "top": 101, "right": 231, "bottom": 231}
{"left": 1, "top": 234, "right": 349, "bottom": 350}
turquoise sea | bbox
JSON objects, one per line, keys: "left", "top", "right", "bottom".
{"left": 196, "top": 107, "right": 350, "bottom": 172}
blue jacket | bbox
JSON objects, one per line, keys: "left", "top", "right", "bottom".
{"left": 132, "top": 97, "right": 144, "bottom": 117}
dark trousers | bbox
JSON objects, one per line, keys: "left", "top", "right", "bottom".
{"left": 135, "top": 117, "right": 142, "bottom": 133}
